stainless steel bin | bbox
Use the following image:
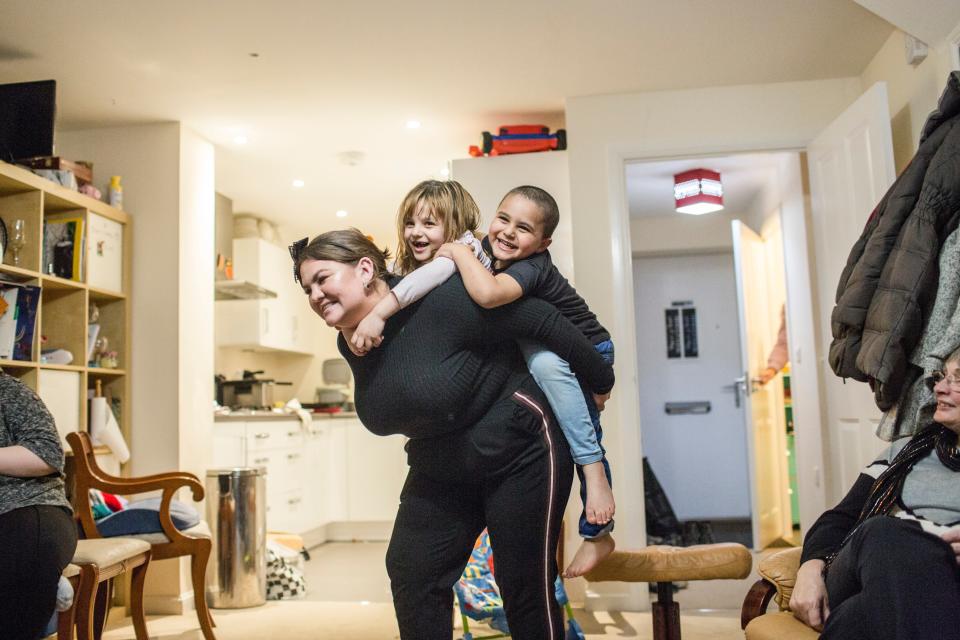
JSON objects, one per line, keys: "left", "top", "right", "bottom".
{"left": 205, "top": 467, "right": 266, "bottom": 608}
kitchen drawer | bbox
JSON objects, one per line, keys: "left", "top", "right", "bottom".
{"left": 269, "top": 488, "right": 308, "bottom": 533}
{"left": 245, "top": 420, "right": 305, "bottom": 452}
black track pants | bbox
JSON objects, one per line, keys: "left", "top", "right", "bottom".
{"left": 823, "top": 516, "right": 960, "bottom": 640}
{"left": 388, "top": 380, "right": 573, "bottom": 640}
{"left": 0, "top": 505, "right": 77, "bottom": 640}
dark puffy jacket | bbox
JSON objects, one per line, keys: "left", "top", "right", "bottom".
{"left": 829, "top": 72, "right": 960, "bottom": 410}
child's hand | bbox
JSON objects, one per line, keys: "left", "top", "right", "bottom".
{"left": 340, "top": 327, "right": 368, "bottom": 357}
{"left": 352, "top": 314, "right": 385, "bottom": 355}
{"left": 593, "top": 392, "right": 611, "bottom": 412}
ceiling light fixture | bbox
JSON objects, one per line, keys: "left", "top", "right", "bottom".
{"left": 440, "top": 167, "right": 450, "bottom": 178}
{"left": 292, "top": 179, "right": 305, "bottom": 188}
{"left": 674, "top": 168, "right": 723, "bottom": 215}
{"left": 233, "top": 135, "right": 248, "bottom": 145}
{"left": 406, "top": 120, "right": 421, "bottom": 130}
{"left": 336, "top": 210, "right": 348, "bottom": 218}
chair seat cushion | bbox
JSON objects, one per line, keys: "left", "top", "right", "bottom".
{"left": 73, "top": 538, "right": 151, "bottom": 566}
{"left": 62, "top": 563, "right": 80, "bottom": 579}
{"left": 96, "top": 498, "right": 200, "bottom": 538}
{"left": 126, "top": 519, "right": 212, "bottom": 545}
{"left": 584, "top": 543, "right": 753, "bottom": 583}
{"left": 745, "top": 611, "right": 820, "bottom": 639}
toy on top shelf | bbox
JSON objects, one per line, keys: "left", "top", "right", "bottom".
{"left": 468, "top": 125, "right": 567, "bottom": 157}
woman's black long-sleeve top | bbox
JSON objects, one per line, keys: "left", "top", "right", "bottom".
{"left": 337, "top": 274, "right": 615, "bottom": 440}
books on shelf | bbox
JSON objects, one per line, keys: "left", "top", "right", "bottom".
{"left": 43, "top": 214, "right": 85, "bottom": 281}
{"left": 0, "top": 282, "right": 40, "bottom": 361}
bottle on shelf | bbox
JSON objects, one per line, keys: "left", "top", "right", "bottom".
{"left": 108, "top": 176, "right": 123, "bottom": 210}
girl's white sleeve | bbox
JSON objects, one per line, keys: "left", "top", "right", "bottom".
{"left": 391, "top": 257, "right": 458, "bottom": 308}
{"left": 391, "top": 231, "right": 492, "bottom": 309}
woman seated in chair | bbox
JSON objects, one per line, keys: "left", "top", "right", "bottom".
{"left": 791, "top": 349, "right": 960, "bottom": 640}
{"left": 0, "top": 373, "right": 77, "bottom": 640}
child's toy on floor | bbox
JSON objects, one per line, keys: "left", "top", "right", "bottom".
{"left": 454, "top": 529, "right": 585, "bottom": 640}
{"left": 468, "top": 125, "right": 567, "bottom": 157}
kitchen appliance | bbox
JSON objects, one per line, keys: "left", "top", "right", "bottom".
{"left": 312, "top": 358, "right": 353, "bottom": 410}
{"left": 220, "top": 370, "right": 291, "bottom": 409}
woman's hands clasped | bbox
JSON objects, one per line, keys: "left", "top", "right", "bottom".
{"left": 943, "top": 526, "right": 960, "bottom": 565}
{"left": 790, "top": 559, "right": 830, "bottom": 631}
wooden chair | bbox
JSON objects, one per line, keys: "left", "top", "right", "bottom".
{"left": 740, "top": 547, "right": 819, "bottom": 639}
{"left": 59, "top": 539, "right": 152, "bottom": 640}
{"left": 67, "top": 432, "right": 217, "bottom": 640}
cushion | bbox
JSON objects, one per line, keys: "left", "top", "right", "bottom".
{"left": 96, "top": 498, "right": 200, "bottom": 538}
{"left": 129, "top": 520, "right": 211, "bottom": 545}
{"left": 757, "top": 547, "right": 802, "bottom": 609}
{"left": 73, "top": 538, "right": 151, "bottom": 566}
{"left": 584, "top": 543, "right": 753, "bottom": 583}
{"left": 745, "top": 611, "right": 820, "bottom": 640}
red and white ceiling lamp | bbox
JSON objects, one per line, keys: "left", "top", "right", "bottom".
{"left": 673, "top": 168, "right": 724, "bottom": 215}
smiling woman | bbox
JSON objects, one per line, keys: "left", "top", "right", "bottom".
{"left": 788, "top": 348, "right": 960, "bottom": 640}
{"left": 290, "top": 228, "right": 614, "bottom": 639}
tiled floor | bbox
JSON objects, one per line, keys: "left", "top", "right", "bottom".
{"left": 100, "top": 540, "right": 779, "bottom": 639}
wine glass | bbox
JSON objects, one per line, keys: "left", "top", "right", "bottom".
{"left": 9, "top": 219, "right": 25, "bottom": 267}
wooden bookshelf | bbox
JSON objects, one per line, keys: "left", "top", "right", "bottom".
{"left": 0, "top": 161, "right": 131, "bottom": 460}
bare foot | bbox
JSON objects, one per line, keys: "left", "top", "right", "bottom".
{"left": 563, "top": 535, "right": 616, "bottom": 578}
{"left": 582, "top": 462, "right": 615, "bottom": 525}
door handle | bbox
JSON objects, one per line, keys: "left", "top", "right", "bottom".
{"left": 723, "top": 375, "right": 748, "bottom": 408}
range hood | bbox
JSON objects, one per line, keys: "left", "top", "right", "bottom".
{"left": 214, "top": 280, "right": 278, "bottom": 301}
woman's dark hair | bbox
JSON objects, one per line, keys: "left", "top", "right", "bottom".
{"left": 289, "top": 228, "right": 391, "bottom": 284}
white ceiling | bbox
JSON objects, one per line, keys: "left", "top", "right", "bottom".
{"left": 853, "top": 0, "right": 960, "bottom": 46}
{"left": 625, "top": 153, "right": 789, "bottom": 219}
{"left": 0, "top": 1, "right": 895, "bottom": 245}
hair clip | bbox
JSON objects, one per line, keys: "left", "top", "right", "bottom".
{"left": 289, "top": 237, "right": 308, "bottom": 283}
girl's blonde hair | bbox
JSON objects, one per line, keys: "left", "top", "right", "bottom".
{"left": 393, "top": 180, "right": 480, "bottom": 275}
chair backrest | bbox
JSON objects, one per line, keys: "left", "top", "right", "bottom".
{"left": 66, "top": 431, "right": 115, "bottom": 539}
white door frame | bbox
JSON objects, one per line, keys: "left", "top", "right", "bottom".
{"left": 611, "top": 146, "right": 826, "bottom": 534}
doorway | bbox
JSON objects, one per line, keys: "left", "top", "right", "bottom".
{"left": 627, "top": 151, "right": 800, "bottom": 549}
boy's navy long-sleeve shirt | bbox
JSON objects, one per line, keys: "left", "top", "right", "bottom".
{"left": 338, "top": 275, "right": 614, "bottom": 440}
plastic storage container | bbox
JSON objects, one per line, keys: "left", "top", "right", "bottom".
{"left": 205, "top": 467, "right": 267, "bottom": 608}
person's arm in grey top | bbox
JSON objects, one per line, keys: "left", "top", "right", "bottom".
{"left": 0, "top": 376, "right": 62, "bottom": 478}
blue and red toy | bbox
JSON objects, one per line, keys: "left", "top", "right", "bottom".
{"left": 469, "top": 125, "right": 567, "bottom": 157}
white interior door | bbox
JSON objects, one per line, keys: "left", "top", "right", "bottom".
{"left": 806, "top": 82, "right": 895, "bottom": 503}
{"left": 732, "top": 220, "right": 789, "bottom": 549}
{"left": 633, "top": 253, "right": 750, "bottom": 523}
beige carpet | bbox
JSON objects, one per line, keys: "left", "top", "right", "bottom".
{"left": 103, "top": 602, "right": 744, "bottom": 639}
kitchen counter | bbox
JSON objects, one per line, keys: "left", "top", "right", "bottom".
{"left": 214, "top": 410, "right": 359, "bottom": 422}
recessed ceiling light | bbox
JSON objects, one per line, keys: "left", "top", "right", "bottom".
{"left": 336, "top": 210, "right": 348, "bottom": 218}
{"left": 406, "top": 120, "right": 421, "bottom": 130}
{"left": 233, "top": 135, "right": 248, "bottom": 145}
{"left": 292, "top": 179, "right": 305, "bottom": 188}
{"left": 440, "top": 167, "right": 450, "bottom": 177}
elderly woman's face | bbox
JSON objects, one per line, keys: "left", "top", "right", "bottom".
{"left": 933, "top": 359, "right": 960, "bottom": 433}
{"left": 299, "top": 258, "right": 368, "bottom": 329}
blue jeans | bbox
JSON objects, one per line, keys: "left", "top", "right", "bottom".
{"left": 520, "top": 339, "right": 615, "bottom": 539}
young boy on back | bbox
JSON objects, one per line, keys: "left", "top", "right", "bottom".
{"left": 437, "top": 185, "right": 616, "bottom": 577}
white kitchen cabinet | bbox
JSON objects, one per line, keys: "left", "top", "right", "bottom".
{"left": 215, "top": 238, "right": 312, "bottom": 354}
{"left": 343, "top": 418, "right": 407, "bottom": 522}
{"left": 212, "top": 416, "right": 407, "bottom": 542}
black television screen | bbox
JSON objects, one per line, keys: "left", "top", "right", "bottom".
{"left": 0, "top": 80, "right": 56, "bottom": 162}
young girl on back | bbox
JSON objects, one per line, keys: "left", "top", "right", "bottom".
{"left": 349, "top": 179, "right": 489, "bottom": 352}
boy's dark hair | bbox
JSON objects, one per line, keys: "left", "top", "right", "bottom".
{"left": 501, "top": 185, "right": 560, "bottom": 238}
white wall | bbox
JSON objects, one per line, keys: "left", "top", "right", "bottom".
{"left": 57, "top": 122, "right": 216, "bottom": 613}
{"left": 860, "top": 29, "right": 956, "bottom": 172}
{"left": 630, "top": 211, "right": 738, "bottom": 255}
{"left": 564, "top": 76, "right": 862, "bottom": 610}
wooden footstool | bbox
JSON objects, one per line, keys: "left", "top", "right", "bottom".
{"left": 584, "top": 543, "right": 753, "bottom": 640}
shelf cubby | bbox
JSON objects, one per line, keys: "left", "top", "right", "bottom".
{"left": 0, "top": 161, "right": 130, "bottom": 460}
